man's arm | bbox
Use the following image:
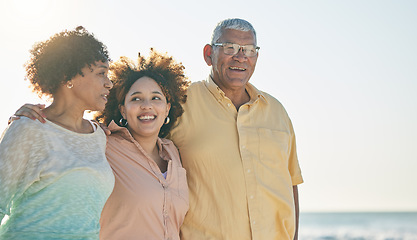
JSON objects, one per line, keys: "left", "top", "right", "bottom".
{"left": 293, "top": 185, "right": 299, "bottom": 240}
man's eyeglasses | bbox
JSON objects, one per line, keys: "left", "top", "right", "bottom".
{"left": 213, "top": 42, "right": 260, "bottom": 57}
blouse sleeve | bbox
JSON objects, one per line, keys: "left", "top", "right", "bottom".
{"left": 0, "top": 118, "right": 46, "bottom": 220}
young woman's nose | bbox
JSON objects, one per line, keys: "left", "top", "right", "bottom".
{"left": 140, "top": 99, "right": 152, "bottom": 109}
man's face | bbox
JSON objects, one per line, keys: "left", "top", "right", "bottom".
{"left": 210, "top": 29, "right": 258, "bottom": 93}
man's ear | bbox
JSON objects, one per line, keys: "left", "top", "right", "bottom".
{"left": 203, "top": 44, "right": 213, "bottom": 66}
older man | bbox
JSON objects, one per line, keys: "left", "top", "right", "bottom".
{"left": 169, "top": 18, "right": 303, "bottom": 240}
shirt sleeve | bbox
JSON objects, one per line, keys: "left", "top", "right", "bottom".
{"left": 0, "top": 119, "right": 46, "bottom": 219}
{"left": 167, "top": 103, "right": 190, "bottom": 152}
{"left": 287, "top": 119, "right": 304, "bottom": 185}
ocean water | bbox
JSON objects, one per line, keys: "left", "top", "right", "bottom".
{"left": 299, "top": 212, "right": 417, "bottom": 240}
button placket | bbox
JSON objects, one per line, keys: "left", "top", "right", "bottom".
{"left": 238, "top": 126, "right": 260, "bottom": 234}
{"left": 162, "top": 182, "right": 169, "bottom": 238}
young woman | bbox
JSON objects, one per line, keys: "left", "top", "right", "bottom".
{"left": 97, "top": 49, "right": 190, "bottom": 240}
{"left": 0, "top": 27, "right": 114, "bottom": 240}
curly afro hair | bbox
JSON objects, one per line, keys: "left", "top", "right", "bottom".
{"left": 96, "top": 48, "right": 190, "bottom": 138}
{"left": 25, "top": 26, "right": 110, "bottom": 97}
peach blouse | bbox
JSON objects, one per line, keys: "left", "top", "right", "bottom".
{"left": 99, "top": 121, "right": 189, "bottom": 240}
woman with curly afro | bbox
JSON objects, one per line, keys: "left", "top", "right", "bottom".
{"left": 0, "top": 27, "right": 115, "bottom": 239}
{"left": 96, "top": 49, "right": 190, "bottom": 240}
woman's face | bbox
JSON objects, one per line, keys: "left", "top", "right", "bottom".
{"left": 70, "top": 61, "right": 113, "bottom": 111}
{"left": 120, "top": 76, "right": 171, "bottom": 141}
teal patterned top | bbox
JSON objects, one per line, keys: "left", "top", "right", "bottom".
{"left": 0, "top": 117, "right": 114, "bottom": 240}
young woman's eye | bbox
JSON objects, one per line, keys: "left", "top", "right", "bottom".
{"left": 153, "top": 96, "right": 161, "bottom": 100}
{"left": 132, "top": 97, "right": 140, "bottom": 101}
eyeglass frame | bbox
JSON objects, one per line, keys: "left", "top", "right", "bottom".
{"left": 212, "top": 42, "right": 260, "bottom": 57}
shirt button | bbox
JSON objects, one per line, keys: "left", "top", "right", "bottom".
{"left": 247, "top": 169, "right": 251, "bottom": 173}
{"left": 242, "top": 145, "right": 246, "bottom": 149}
{"left": 227, "top": 103, "right": 231, "bottom": 107}
{"left": 250, "top": 195, "right": 254, "bottom": 199}
{"left": 253, "top": 221, "right": 256, "bottom": 225}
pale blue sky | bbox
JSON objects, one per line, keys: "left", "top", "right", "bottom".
{"left": 0, "top": 0, "right": 416, "bottom": 212}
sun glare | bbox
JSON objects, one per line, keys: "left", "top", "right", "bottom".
{"left": 8, "top": 0, "right": 51, "bottom": 20}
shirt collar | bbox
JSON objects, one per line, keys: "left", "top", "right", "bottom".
{"left": 204, "top": 75, "right": 268, "bottom": 104}
{"left": 108, "top": 120, "right": 170, "bottom": 149}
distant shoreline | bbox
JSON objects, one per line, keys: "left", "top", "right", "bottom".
{"left": 300, "top": 210, "right": 417, "bottom": 213}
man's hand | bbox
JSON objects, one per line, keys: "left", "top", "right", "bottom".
{"left": 8, "top": 104, "right": 46, "bottom": 125}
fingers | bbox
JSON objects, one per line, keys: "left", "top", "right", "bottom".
{"left": 8, "top": 115, "right": 20, "bottom": 125}
{"left": 36, "top": 103, "right": 46, "bottom": 110}
{"left": 15, "top": 104, "right": 46, "bottom": 123}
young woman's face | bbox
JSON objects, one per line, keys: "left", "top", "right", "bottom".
{"left": 120, "top": 76, "right": 171, "bottom": 141}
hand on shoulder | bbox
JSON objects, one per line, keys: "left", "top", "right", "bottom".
{"left": 8, "top": 104, "right": 46, "bottom": 125}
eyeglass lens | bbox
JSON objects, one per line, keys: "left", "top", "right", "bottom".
{"left": 223, "top": 43, "right": 257, "bottom": 57}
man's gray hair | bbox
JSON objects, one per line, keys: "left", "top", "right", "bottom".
{"left": 210, "top": 18, "right": 257, "bottom": 45}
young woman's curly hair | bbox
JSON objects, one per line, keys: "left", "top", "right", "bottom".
{"left": 25, "top": 26, "right": 110, "bottom": 97}
{"left": 96, "top": 49, "right": 190, "bottom": 138}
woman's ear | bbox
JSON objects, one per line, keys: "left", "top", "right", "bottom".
{"left": 165, "top": 103, "right": 171, "bottom": 118}
{"left": 119, "top": 105, "right": 126, "bottom": 119}
{"left": 203, "top": 44, "right": 213, "bottom": 66}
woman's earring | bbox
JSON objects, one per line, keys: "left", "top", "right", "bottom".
{"left": 164, "top": 116, "right": 170, "bottom": 125}
{"left": 119, "top": 118, "right": 128, "bottom": 127}
{"left": 66, "top": 81, "right": 73, "bottom": 89}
